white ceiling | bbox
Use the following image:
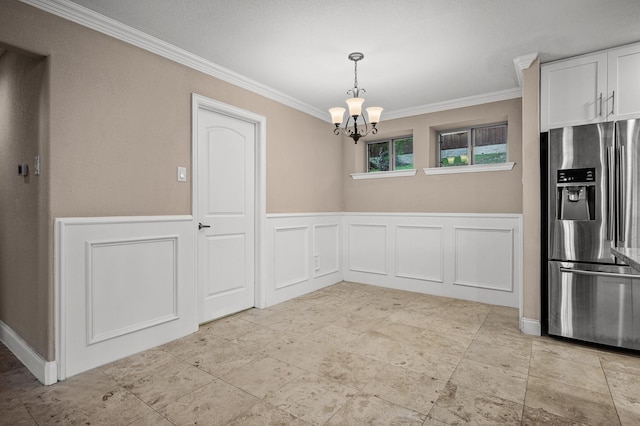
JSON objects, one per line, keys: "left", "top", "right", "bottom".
{"left": 59, "top": 0, "right": 640, "bottom": 120}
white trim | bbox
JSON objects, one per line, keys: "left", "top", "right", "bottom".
{"left": 351, "top": 169, "right": 417, "bottom": 180}
{"left": 520, "top": 317, "right": 541, "bottom": 336}
{"left": 0, "top": 320, "right": 57, "bottom": 385}
{"left": 513, "top": 53, "right": 539, "bottom": 86}
{"left": 423, "top": 162, "right": 515, "bottom": 176}
{"left": 342, "top": 212, "right": 522, "bottom": 219}
{"left": 21, "top": 0, "right": 326, "bottom": 120}
{"left": 191, "top": 94, "right": 267, "bottom": 310}
{"left": 20, "top": 0, "right": 523, "bottom": 122}
{"left": 382, "top": 88, "right": 523, "bottom": 121}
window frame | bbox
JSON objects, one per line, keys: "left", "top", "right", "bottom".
{"left": 437, "top": 122, "right": 508, "bottom": 168}
{"left": 366, "top": 136, "right": 414, "bottom": 173}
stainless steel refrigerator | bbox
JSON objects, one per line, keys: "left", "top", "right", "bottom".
{"left": 548, "top": 119, "right": 640, "bottom": 350}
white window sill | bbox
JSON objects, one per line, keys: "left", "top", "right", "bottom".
{"left": 423, "top": 162, "right": 515, "bottom": 176}
{"left": 351, "top": 169, "right": 418, "bottom": 180}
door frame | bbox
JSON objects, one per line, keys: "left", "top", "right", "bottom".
{"left": 191, "top": 93, "right": 267, "bottom": 314}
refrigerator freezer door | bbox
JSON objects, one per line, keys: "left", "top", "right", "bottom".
{"left": 548, "top": 261, "right": 640, "bottom": 350}
{"left": 616, "top": 119, "right": 640, "bottom": 249}
{"left": 549, "top": 123, "right": 615, "bottom": 263}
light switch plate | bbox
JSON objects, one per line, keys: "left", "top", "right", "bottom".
{"left": 177, "top": 166, "right": 187, "bottom": 182}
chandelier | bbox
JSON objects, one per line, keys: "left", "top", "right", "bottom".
{"left": 329, "top": 52, "right": 383, "bottom": 144}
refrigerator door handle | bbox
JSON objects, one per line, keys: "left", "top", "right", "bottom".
{"left": 618, "top": 145, "right": 626, "bottom": 242}
{"left": 559, "top": 267, "right": 640, "bottom": 279}
{"left": 607, "top": 146, "right": 615, "bottom": 240}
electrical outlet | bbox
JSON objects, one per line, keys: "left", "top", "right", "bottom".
{"left": 314, "top": 255, "right": 320, "bottom": 271}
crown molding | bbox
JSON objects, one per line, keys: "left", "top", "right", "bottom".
{"left": 382, "top": 87, "right": 523, "bottom": 121}
{"left": 20, "top": 0, "right": 328, "bottom": 120}
{"left": 513, "top": 52, "right": 539, "bottom": 86}
{"left": 21, "top": 0, "right": 530, "bottom": 123}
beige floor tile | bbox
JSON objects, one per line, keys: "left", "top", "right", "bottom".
{"left": 264, "top": 372, "right": 358, "bottom": 426}
{"left": 312, "top": 350, "right": 384, "bottom": 390}
{"left": 123, "top": 361, "right": 215, "bottom": 409}
{"left": 160, "top": 331, "right": 229, "bottom": 360}
{"left": 5, "top": 281, "right": 640, "bottom": 425}
{"left": 525, "top": 376, "right": 619, "bottom": 425}
{"left": 428, "top": 381, "right": 523, "bottom": 425}
{"left": 0, "top": 367, "right": 41, "bottom": 402}
{"left": 200, "top": 316, "right": 260, "bottom": 341}
{"left": 187, "top": 341, "right": 259, "bottom": 378}
{"left": 463, "top": 339, "right": 531, "bottom": 375}
{"left": 0, "top": 397, "right": 37, "bottom": 425}
{"left": 474, "top": 324, "right": 534, "bottom": 351}
{"left": 449, "top": 358, "right": 528, "bottom": 404}
{"left": 99, "top": 347, "right": 178, "bottom": 385}
{"left": 232, "top": 324, "right": 302, "bottom": 355}
{"left": 372, "top": 321, "right": 425, "bottom": 345}
{"left": 600, "top": 351, "right": 640, "bottom": 377}
{"left": 126, "top": 411, "right": 175, "bottom": 426}
{"left": 532, "top": 337, "right": 603, "bottom": 367}
{"left": 325, "top": 393, "right": 426, "bottom": 425}
{"left": 81, "top": 388, "right": 161, "bottom": 426}
{"left": 226, "top": 400, "right": 308, "bottom": 425}
{"left": 304, "top": 324, "right": 363, "bottom": 348}
{"left": 522, "top": 406, "right": 587, "bottom": 425}
{"left": 362, "top": 363, "right": 447, "bottom": 415}
{"left": 263, "top": 339, "right": 334, "bottom": 372}
{"left": 160, "top": 378, "right": 259, "bottom": 425}
{"left": 222, "top": 356, "right": 304, "bottom": 399}
{"left": 604, "top": 369, "right": 640, "bottom": 425}
{"left": 529, "top": 351, "right": 609, "bottom": 394}
{"left": 24, "top": 368, "right": 120, "bottom": 408}
{"left": 388, "top": 341, "right": 460, "bottom": 381}
{"left": 385, "top": 308, "right": 442, "bottom": 330}
{"left": 346, "top": 331, "right": 408, "bottom": 364}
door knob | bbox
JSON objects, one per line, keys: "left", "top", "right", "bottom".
{"left": 198, "top": 222, "right": 211, "bottom": 230}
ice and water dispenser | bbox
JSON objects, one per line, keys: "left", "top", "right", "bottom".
{"left": 556, "top": 168, "right": 596, "bottom": 220}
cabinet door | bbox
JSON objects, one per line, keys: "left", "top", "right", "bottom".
{"left": 541, "top": 53, "right": 607, "bottom": 131}
{"left": 608, "top": 44, "right": 640, "bottom": 121}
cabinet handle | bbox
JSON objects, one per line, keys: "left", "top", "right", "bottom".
{"left": 610, "top": 90, "right": 615, "bottom": 115}
{"left": 598, "top": 93, "right": 603, "bottom": 117}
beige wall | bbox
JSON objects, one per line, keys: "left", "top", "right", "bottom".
{"left": 0, "top": 48, "right": 50, "bottom": 358}
{"left": 521, "top": 59, "right": 541, "bottom": 321}
{"left": 343, "top": 99, "right": 523, "bottom": 213}
{"left": 0, "top": 0, "right": 343, "bottom": 360}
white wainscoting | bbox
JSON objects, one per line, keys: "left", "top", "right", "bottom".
{"left": 265, "top": 214, "right": 343, "bottom": 306}
{"left": 55, "top": 216, "right": 197, "bottom": 380}
{"left": 343, "top": 213, "right": 522, "bottom": 308}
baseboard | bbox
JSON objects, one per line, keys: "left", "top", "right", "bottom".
{"left": 0, "top": 320, "right": 57, "bottom": 385}
{"left": 520, "top": 317, "right": 541, "bottom": 336}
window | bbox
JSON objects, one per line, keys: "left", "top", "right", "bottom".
{"left": 367, "top": 137, "right": 413, "bottom": 172}
{"left": 438, "top": 123, "right": 507, "bottom": 167}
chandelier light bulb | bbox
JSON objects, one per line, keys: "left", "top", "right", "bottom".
{"left": 345, "top": 97, "right": 365, "bottom": 117}
{"left": 329, "top": 107, "right": 346, "bottom": 125}
{"left": 366, "top": 107, "right": 383, "bottom": 124}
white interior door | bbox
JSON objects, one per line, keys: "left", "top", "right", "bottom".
{"left": 197, "top": 107, "right": 255, "bottom": 324}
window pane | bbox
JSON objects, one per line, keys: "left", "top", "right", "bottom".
{"left": 440, "top": 131, "right": 469, "bottom": 167}
{"left": 473, "top": 125, "right": 507, "bottom": 164}
{"left": 368, "top": 141, "right": 390, "bottom": 172}
{"left": 394, "top": 138, "right": 413, "bottom": 170}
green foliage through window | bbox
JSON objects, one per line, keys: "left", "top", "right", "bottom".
{"left": 439, "top": 124, "right": 507, "bottom": 167}
{"left": 367, "top": 137, "right": 413, "bottom": 172}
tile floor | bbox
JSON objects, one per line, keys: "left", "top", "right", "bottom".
{"left": 2, "top": 281, "right": 640, "bottom": 425}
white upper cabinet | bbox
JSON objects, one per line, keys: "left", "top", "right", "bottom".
{"left": 608, "top": 44, "right": 640, "bottom": 121}
{"left": 541, "top": 42, "right": 640, "bottom": 131}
